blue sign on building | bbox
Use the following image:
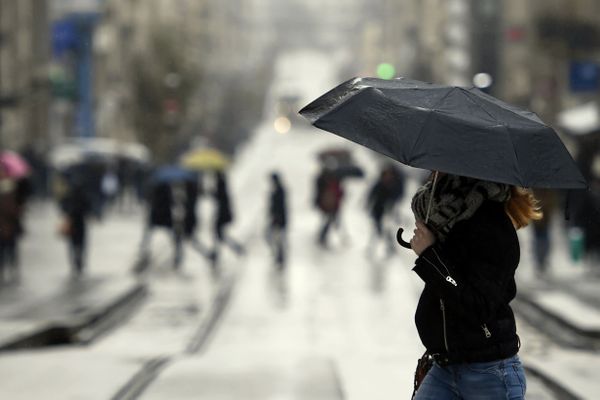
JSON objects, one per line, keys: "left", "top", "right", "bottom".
{"left": 570, "top": 61, "right": 600, "bottom": 92}
{"left": 52, "top": 19, "right": 80, "bottom": 57}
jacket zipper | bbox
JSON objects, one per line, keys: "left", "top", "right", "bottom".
{"left": 440, "top": 299, "right": 449, "bottom": 352}
{"left": 423, "top": 254, "right": 458, "bottom": 287}
{"left": 481, "top": 324, "right": 492, "bottom": 338}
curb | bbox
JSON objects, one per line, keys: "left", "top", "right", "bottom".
{"left": 185, "top": 273, "right": 236, "bottom": 354}
{"left": 524, "top": 364, "right": 582, "bottom": 400}
{"left": 517, "top": 292, "right": 600, "bottom": 339}
{"left": 112, "top": 271, "right": 238, "bottom": 400}
{"left": 110, "top": 357, "right": 170, "bottom": 400}
{"left": 0, "top": 283, "right": 147, "bottom": 351}
{"left": 74, "top": 283, "right": 148, "bottom": 344}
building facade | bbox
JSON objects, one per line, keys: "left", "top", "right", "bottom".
{"left": 0, "top": 0, "right": 50, "bottom": 151}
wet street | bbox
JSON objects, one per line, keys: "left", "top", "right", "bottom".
{"left": 0, "top": 118, "right": 598, "bottom": 399}
{"left": 1, "top": 51, "right": 600, "bottom": 400}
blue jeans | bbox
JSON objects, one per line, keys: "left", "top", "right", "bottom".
{"left": 414, "top": 355, "right": 526, "bottom": 400}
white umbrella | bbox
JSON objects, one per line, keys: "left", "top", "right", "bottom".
{"left": 557, "top": 102, "right": 600, "bottom": 135}
{"left": 120, "top": 142, "right": 150, "bottom": 163}
{"left": 49, "top": 143, "right": 84, "bottom": 168}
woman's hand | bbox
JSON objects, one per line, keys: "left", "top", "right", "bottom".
{"left": 410, "top": 220, "right": 436, "bottom": 256}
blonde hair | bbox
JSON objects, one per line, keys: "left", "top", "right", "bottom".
{"left": 504, "top": 187, "right": 543, "bottom": 229}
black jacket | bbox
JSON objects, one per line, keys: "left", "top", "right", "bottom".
{"left": 413, "top": 200, "right": 520, "bottom": 364}
{"left": 215, "top": 175, "right": 233, "bottom": 226}
{"left": 269, "top": 183, "right": 287, "bottom": 228}
{"left": 148, "top": 183, "right": 173, "bottom": 228}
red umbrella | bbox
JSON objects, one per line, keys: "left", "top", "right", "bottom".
{"left": 0, "top": 151, "right": 31, "bottom": 179}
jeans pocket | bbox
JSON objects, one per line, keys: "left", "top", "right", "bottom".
{"left": 508, "top": 364, "right": 527, "bottom": 399}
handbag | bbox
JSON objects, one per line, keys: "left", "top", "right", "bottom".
{"left": 411, "top": 352, "right": 434, "bottom": 399}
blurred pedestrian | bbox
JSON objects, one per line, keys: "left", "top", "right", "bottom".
{"left": 314, "top": 166, "right": 344, "bottom": 247}
{"left": 101, "top": 167, "right": 119, "bottom": 210}
{"left": 531, "top": 188, "right": 558, "bottom": 276}
{"left": 210, "top": 171, "right": 244, "bottom": 269}
{"left": 365, "top": 164, "right": 405, "bottom": 257}
{"left": 409, "top": 172, "right": 533, "bottom": 399}
{"left": 171, "top": 181, "right": 187, "bottom": 269}
{"left": 60, "top": 178, "right": 93, "bottom": 277}
{"left": 137, "top": 181, "right": 172, "bottom": 267}
{"left": 184, "top": 177, "right": 212, "bottom": 260}
{"left": 137, "top": 175, "right": 211, "bottom": 271}
{"left": 266, "top": 172, "right": 288, "bottom": 270}
{"left": 568, "top": 144, "right": 600, "bottom": 263}
{"left": 0, "top": 169, "right": 22, "bottom": 283}
{"left": 172, "top": 179, "right": 211, "bottom": 269}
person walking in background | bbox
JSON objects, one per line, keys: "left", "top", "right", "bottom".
{"left": 365, "top": 163, "right": 405, "bottom": 257}
{"left": 531, "top": 188, "right": 558, "bottom": 276}
{"left": 60, "top": 178, "right": 93, "bottom": 278}
{"left": 170, "top": 181, "right": 187, "bottom": 269}
{"left": 101, "top": 167, "right": 119, "bottom": 211}
{"left": 0, "top": 168, "right": 22, "bottom": 283}
{"left": 183, "top": 177, "right": 212, "bottom": 261}
{"left": 138, "top": 181, "right": 172, "bottom": 263}
{"left": 170, "top": 178, "right": 211, "bottom": 269}
{"left": 210, "top": 171, "right": 244, "bottom": 270}
{"left": 266, "top": 172, "right": 288, "bottom": 270}
{"left": 409, "top": 172, "right": 533, "bottom": 399}
{"left": 314, "top": 166, "right": 344, "bottom": 248}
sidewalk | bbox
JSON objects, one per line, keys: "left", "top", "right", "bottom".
{"left": 517, "top": 216, "right": 600, "bottom": 336}
{"left": 0, "top": 201, "right": 146, "bottom": 350}
{"left": 515, "top": 218, "right": 600, "bottom": 399}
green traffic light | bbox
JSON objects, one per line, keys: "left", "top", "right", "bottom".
{"left": 376, "top": 63, "right": 396, "bottom": 80}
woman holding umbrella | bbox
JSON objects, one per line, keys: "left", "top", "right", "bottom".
{"left": 407, "top": 171, "right": 535, "bottom": 399}
{"left": 301, "top": 77, "right": 588, "bottom": 400}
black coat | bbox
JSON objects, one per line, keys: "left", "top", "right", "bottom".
{"left": 183, "top": 181, "right": 199, "bottom": 236}
{"left": 413, "top": 200, "right": 521, "bottom": 364}
{"left": 148, "top": 183, "right": 173, "bottom": 228}
{"left": 269, "top": 183, "right": 287, "bottom": 228}
{"left": 215, "top": 176, "right": 233, "bottom": 226}
{"left": 61, "top": 184, "right": 92, "bottom": 245}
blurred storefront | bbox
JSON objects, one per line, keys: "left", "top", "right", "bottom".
{"left": 0, "top": 0, "right": 51, "bottom": 151}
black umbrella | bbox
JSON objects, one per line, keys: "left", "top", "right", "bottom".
{"left": 334, "top": 164, "right": 364, "bottom": 179}
{"left": 317, "top": 147, "right": 364, "bottom": 179}
{"left": 300, "top": 77, "right": 586, "bottom": 190}
{"left": 317, "top": 148, "right": 353, "bottom": 165}
{"left": 300, "top": 77, "right": 587, "bottom": 248}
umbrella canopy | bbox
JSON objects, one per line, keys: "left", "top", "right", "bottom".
{"left": 317, "top": 148, "right": 354, "bottom": 165}
{"left": 152, "top": 165, "right": 196, "bottom": 184}
{"left": 50, "top": 138, "right": 120, "bottom": 169}
{"left": 0, "top": 151, "right": 31, "bottom": 178}
{"left": 317, "top": 147, "right": 364, "bottom": 179}
{"left": 334, "top": 164, "right": 364, "bottom": 179}
{"left": 120, "top": 142, "right": 151, "bottom": 163}
{"left": 49, "top": 144, "right": 85, "bottom": 168}
{"left": 300, "top": 77, "right": 586, "bottom": 189}
{"left": 180, "top": 148, "right": 230, "bottom": 171}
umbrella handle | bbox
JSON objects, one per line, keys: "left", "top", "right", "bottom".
{"left": 396, "top": 227, "right": 412, "bottom": 249}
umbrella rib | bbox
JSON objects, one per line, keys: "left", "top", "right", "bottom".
{"left": 469, "top": 89, "right": 544, "bottom": 124}
{"left": 502, "top": 125, "right": 524, "bottom": 187}
{"left": 407, "top": 88, "right": 457, "bottom": 159}
{"left": 460, "top": 89, "right": 503, "bottom": 125}
{"left": 461, "top": 90, "right": 524, "bottom": 185}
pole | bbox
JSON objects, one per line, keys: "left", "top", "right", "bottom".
{"left": 75, "top": 16, "right": 96, "bottom": 138}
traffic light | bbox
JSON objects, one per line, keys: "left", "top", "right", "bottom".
{"left": 376, "top": 63, "right": 396, "bottom": 80}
